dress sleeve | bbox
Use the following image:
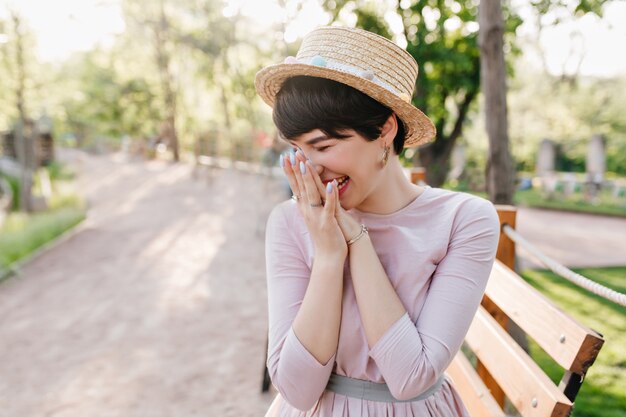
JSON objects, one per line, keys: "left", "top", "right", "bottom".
{"left": 368, "top": 197, "right": 500, "bottom": 401}
{"left": 265, "top": 203, "right": 336, "bottom": 411}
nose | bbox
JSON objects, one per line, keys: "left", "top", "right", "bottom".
{"left": 313, "top": 161, "right": 324, "bottom": 176}
{"left": 306, "top": 156, "right": 324, "bottom": 177}
{"left": 299, "top": 150, "right": 324, "bottom": 176}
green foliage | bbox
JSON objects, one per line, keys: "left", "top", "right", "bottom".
{"left": 607, "top": 140, "right": 626, "bottom": 175}
{"left": 3, "top": 0, "right": 619, "bottom": 171}
{"left": 0, "top": 199, "right": 85, "bottom": 269}
{"left": 320, "top": 0, "right": 611, "bottom": 187}
{"left": 45, "top": 161, "right": 75, "bottom": 181}
{"left": 321, "top": 0, "right": 522, "bottom": 185}
{"left": 0, "top": 174, "right": 20, "bottom": 211}
{"left": 57, "top": 51, "right": 162, "bottom": 146}
{"left": 508, "top": 71, "right": 626, "bottom": 175}
{"left": 443, "top": 180, "right": 626, "bottom": 217}
{"left": 531, "top": 0, "right": 609, "bottom": 18}
{"left": 522, "top": 267, "right": 626, "bottom": 417}
{"left": 0, "top": 12, "right": 39, "bottom": 130}
{"left": 120, "top": 0, "right": 263, "bottom": 153}
{"left": 0, "top": 163, "right": 85, "bottom": 270}
{"left": 325, "top": 0, "right": 492, "bottom": 134}
{"left": 0, "top": 208, "right": 85, "bottom": 269}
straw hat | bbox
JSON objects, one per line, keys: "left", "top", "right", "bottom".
{"left": 255, "top": 26, "right": 436, "bottom": 147}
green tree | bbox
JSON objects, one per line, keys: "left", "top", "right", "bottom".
{"left": 483, "top": 0, "right": 611, "bottom": 203}
{"left": 506, "top": 69, "right": 626, "bottom": 175}
{"left": 123, "top": 0, "right": 187, "bottom": 160}
{"left": 57, "top": 50, "right": 161, "bottom": 148}
{"left": 1, "top": 11, "right": 39, "bottom": 212}
{"left": 320, "top": 0, "right": 610, "bottom": 191}
{"left": 322, "top": 0, "right": 522, "bottom": 186}
{"left": 122, "top": 0, "right": 248, "bottom": 160}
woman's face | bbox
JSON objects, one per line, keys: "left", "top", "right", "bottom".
{"left": 290, "top": 129, "right": 385, "bottom": 210}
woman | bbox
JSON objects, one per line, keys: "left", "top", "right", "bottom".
{"left": 256, "top": 26, "right": 500, "bottom": 417}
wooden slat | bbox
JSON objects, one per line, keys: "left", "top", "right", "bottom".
{"left": 478, "top": 296, "right": 508, "bottom": 407}
{"left": 409, "top": 167, "right": 426, "bottom": 184}
{"left": 466, "top": 306, "right": 572, "bottom": 417}
{"left": 477, "top": 206, "right": 518, "bottom": 406}
{"left": 485, "top": 261, "right": 604, "bottom": 374}
{"left": 447, "top": 353, "right": 505, "bottom": 417}
{"left": 494, "top": 205, "right": 517, "bottom": 270}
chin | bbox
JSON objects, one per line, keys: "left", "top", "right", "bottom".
{"left": 339, "top": 195, "right": 361, "bottom": 211}
{"left": 340, "top": 202, "right": 355, "bottom": 211}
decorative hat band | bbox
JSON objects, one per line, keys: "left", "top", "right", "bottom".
{"left": 283, "top": 55, "right": 412, "bottom": 103}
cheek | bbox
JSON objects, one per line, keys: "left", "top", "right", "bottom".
{"left": 312, "top": 143, "right": 377, "bottom": 177}
{"left": 314, "top": 148, "right": 349, "bottom": 171}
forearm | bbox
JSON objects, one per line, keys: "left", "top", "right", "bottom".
{"left": 348, "top": 235, "right": 406, "bottom": 348}
{"left": 349, "top": 235, "right": 439, "bottom": 400}
{"left": 292, "top": 255, "right": 345, "bottom": 364}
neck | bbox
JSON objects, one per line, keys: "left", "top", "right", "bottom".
{"left": 354, "top": 158, "right": 423, "bottom": 215}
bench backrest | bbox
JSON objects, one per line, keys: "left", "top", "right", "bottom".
{"left": 446, "top": 206, "right": 604, "bottom": 417}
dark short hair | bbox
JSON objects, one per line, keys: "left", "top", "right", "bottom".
{"left": 272, "top": 76, "right": 406, "bottom": 154}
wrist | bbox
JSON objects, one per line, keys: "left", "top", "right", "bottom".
{"left": 346, "top": 224, "right": 368, "bottom": 246}
{"left": 345, "top": 225, "right": 362, "bottom": 240}
{"left": 314, "top": 248, "right": 347, "bottom": 265}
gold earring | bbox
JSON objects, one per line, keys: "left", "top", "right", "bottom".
{"left": 381, "top": 145, "right": 390, "bottom": 167}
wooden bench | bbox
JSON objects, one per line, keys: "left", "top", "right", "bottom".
{"left": 446, "top": 206, "right": 605, "bottom": 417}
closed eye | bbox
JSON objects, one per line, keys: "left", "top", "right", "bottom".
{"left": 315, "top": 146, "right": 331, "bottom": 152}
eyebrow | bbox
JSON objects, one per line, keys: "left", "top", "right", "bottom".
{"left": 304, "top": 135, "right": 331, "bottom": 145}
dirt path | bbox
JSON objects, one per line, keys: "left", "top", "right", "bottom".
{"left": 0, "top": 150, "right": 283, "bottom": 417}
{"left": 516, "top": 207, "right": 626, "bottom": 269}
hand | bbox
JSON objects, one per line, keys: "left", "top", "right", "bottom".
{"left": 281, "top": 150, "right": 347, "bottom": 261}
{"left": 285, "top": 151, "right": 363, "bottom": 246}
{"left": 334, "top": 203, "right": 362, "bottom": 244}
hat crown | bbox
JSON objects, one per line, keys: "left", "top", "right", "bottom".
{"left": 295, "top": 26, "right": 418, "bottom": 98}
{"left": 254, "top": 25, "right": 436, "bottom": 147}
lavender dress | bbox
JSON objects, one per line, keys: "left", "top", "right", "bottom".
{"left": 264, "top": 187, "right": 500, "bottom": 417}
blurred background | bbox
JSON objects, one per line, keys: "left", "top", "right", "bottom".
{"left": 1, "top": 0, "right": 626, "bottom": 214}
{"left": 0, "top": 1, "right": 624, "bottom": 416}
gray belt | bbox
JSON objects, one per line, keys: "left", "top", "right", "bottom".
{"left": 325, "top": 373, "right": 445, "bottom": 403}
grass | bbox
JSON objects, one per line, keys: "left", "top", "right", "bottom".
{"left": 515, "top": 188, "right": 626, "bottom": 217}
{"left": 521, "top": 267, "right": 626, "bottom": 417}
{"left": 46, "top": 161, "right": 76, "bottom": 181}
{"left": 0, "top": 167, "right": 86, "bottom": 272}
{"left": 443, "top": 180, "right": 626, "bottom": 217}
{"left": 0, "top": 205, "right": 86, "bottom": 270}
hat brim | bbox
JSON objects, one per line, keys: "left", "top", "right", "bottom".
{"left": 255, "top": 63, "right": 436, "bottom": 148}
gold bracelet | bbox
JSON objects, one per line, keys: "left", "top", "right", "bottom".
{"left": 347, "top": 224, "right": 368, "bottom": 246}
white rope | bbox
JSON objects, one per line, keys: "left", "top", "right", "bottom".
{"left": 503, "top": 224, "right": 626, "bottom": 308}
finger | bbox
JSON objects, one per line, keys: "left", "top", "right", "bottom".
{"left": 306, "top": 159, "right": 326, "bottom": 199}
{"left": 324, "top": 179, "right": 336, "bottom": 217}
{"left": 333, "top": 179, "right": 342, "bottom": 217}
{"left": 281, "top": 152, "right": 301, "bottom": 200}
{"left": 292, "top": 151, "right": 307, "bottom": 203}
{"left": 293, "top": 148, "right": 325, "bottom": 202}
{"left": 281, "top": 152, "right": 298, "bottom": 190}
{"left": 302, "top": 161, "right": 323, "bottom": 206}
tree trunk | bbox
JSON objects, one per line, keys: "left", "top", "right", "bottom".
{"left": 219, "top": 82, "right": 234, "bottom": 159}
{"left": 12, "top": 12, "right": 34, "bottom": 212}
{"left": 418, "top": 145, "right": 452, "bottom": 187}
{"left": 155, "top": 1, "right": 179, "bottom": 162}
{"left": 14, "top": 121, "right": 34, "bottom": 213}
{"left": 417, "top": 89, "right": 476, "bottom": 187}
{"left": 479, "top": 0, "right": 515, "bottom": 204}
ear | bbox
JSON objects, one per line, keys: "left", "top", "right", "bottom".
{"left": 379, "top": 113, "right": 398, "bottom": 148}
